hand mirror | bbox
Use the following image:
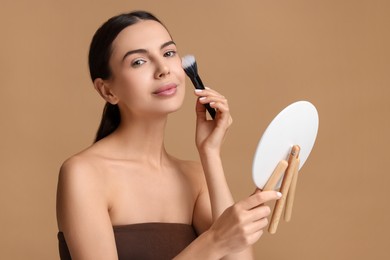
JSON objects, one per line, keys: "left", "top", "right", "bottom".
{"left": 252, "top": 101, "right": 319, "bottom": 189}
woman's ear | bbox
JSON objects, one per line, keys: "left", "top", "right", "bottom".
{"left": 93, "top": 78, "right": 119, "bottom": 105}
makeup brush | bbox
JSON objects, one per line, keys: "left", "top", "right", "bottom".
{"left": 182, "top": 55, "right": 216, "bottom": 119}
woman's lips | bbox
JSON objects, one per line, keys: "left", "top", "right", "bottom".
{"left": 153, "top": 84, "right": 177, "bottom": 96}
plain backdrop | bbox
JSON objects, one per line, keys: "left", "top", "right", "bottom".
{"left": 1, "top": 0, "right": 389, "bottom": 259}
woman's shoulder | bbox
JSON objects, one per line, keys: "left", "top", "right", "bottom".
{"left": 169, "top": 156, "right": 203, "bottom": 174}
{"left": 169, "top": 156, "right": 206, "bottom": 187}
{"left": 57, "top": 146, "right": 110, "bottom": 232}
{"left": 58, "top": 145, "right": 106, "bottom": 185}
{"left": 61, "top": 146, "right": 94, "bottom": 169}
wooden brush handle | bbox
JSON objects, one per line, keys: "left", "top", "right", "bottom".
{"left": 284, "top": 158, "right": 300, "bottom": 222}
{"left": 263, "top": 160, "right": 288, "bottom": 191}
{"left": 268, "top": 145, "right": 300, "bottom": 234}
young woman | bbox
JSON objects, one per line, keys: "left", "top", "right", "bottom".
{"left": 56, "top": 11, "right": 281, "bottom": 260}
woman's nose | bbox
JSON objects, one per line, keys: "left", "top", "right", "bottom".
{"left": 154, "top": 59, "right": 170, "bottom": 79}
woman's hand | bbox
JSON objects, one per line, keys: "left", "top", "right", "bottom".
{"left": 194, "top": 87, "right": 233, "bottom": 153}
{"left": 208, "top": 190, "right": 282, "bottom": 256}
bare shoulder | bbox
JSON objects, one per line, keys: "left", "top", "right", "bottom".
{"left": 169, "top": 156, "right": 206, "bottom": 189}
{"left": 57, "top": 148, "right": 108, "bottom": 230}
{"left": 56, "top": 147, "right": 117, "bottom": 258}
{"left": 58, "top": 150, "right": 101, "bottom": 186}
{"left": 176, "top": 158, "right": 203, "bottom": 173}
{"left": 170, "top": 156, "right": 204, "bottom": 176}
{"left": 60, "top": 154, "right": 90, "bottom": 176}
{"left": 57, "top": 147, "right": 105, "bottom": 196}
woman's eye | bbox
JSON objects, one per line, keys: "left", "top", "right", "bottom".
{"left": 132, "top": 59, "right": 146, "bottom": 67}
{"left": 164, "top": 50, "right": 176, "bottom": 57}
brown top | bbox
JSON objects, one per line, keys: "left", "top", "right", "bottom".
{"left": 58, "top": 223, "right": 198, "bottom": 260}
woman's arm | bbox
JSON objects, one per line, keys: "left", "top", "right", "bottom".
{"left": 194, "top": 87, "right": 234, "bottom": 217}
{"left": 195, "top": 87, "right": 253, "bottom": 259}
{"left": 174, "top": 184, "right": 280, "bottom": 259}
{"left": 56, "top": 157, "right": 118, "bottom": 260}
{"left": 191, "top": 88, "right": 279, "bottom": 259}
{"left": 198, "top": 152, "right": 255, "bottom": 259}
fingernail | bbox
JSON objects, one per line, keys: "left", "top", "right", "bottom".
{"left": 194, "top": 89, "right": 203, "bottom": 93}
{"left": 276, "top": 192, "right": 282, "bottom": 198}
{"left": 199, "top": 97, "right": 206, "bottom": 101}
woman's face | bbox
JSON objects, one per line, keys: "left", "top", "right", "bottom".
{"left": 106, "top": 20, "right": 186, "bottom": 118}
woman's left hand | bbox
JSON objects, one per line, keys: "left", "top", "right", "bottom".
{"left": 194, "top": 87, "right": 233, "bottom": 153}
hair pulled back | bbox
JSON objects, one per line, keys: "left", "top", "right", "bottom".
{"left": 88, "top": 11, "right": 163, "bottom": 142}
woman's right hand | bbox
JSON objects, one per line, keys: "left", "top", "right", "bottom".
{"left": 209, "top": 190, "right": 282, "bottom": 256}
{"left": 194, "top": 87, "right": 232, "bottom": 154}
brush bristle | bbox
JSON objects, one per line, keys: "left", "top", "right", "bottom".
{"left": 181, "top": 55, "right": 198, "bottom": 78}
{"left": 181, "top": 55, "right": 195, "bottom": 68}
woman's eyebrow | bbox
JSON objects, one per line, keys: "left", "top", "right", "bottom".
{"left": 122, "top": 40, "right": 176, "bottom": 62}
{"left": 161, "top": 40, "right": 176, "bottom": 49}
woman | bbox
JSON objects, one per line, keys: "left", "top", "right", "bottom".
{"left": 56, "top": 11, "right": 281, "bottom": 260}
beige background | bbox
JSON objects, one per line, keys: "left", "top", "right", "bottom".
{"left": 1, "top": 0, "right": 389, "bottom": 259}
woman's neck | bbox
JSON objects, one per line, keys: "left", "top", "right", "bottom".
{"left": 105, "top": 114, "right": 170, "bottom": 168}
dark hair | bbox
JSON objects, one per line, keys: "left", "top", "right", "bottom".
{"left": 89, "top": 11, "right": 163, "bottom": 142}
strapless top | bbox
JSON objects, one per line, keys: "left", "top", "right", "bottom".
{"left": 58, "top": 222, "right": 198, "bottom": 260}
